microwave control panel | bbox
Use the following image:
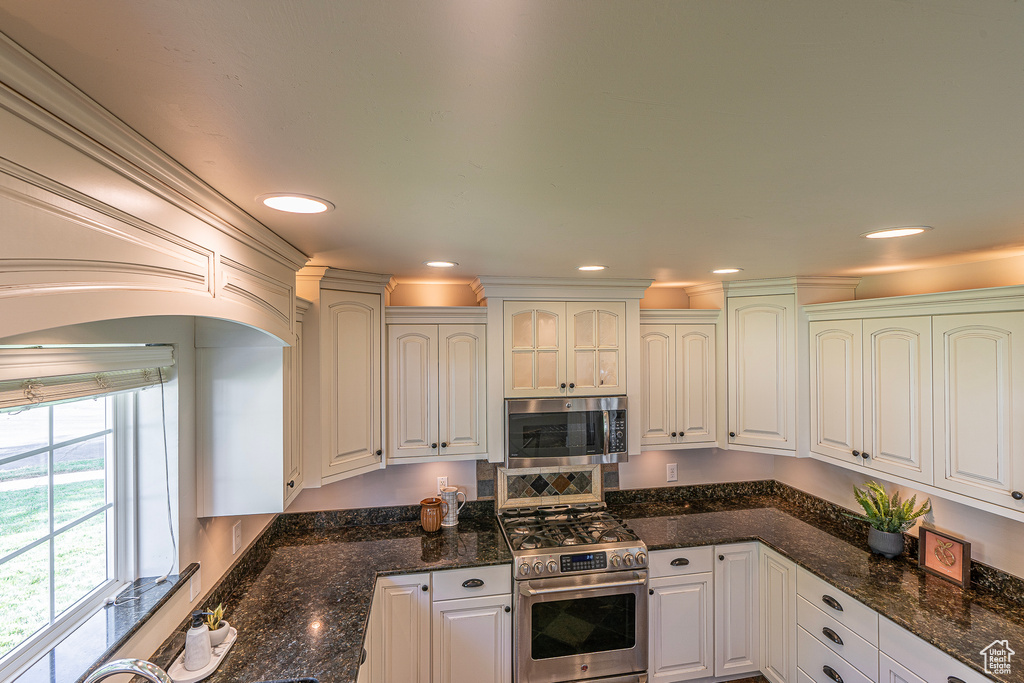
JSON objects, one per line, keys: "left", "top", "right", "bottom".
{"left": 609, "top": 413, "right": 627, "bottom": 453}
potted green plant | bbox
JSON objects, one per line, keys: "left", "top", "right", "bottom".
{"left": 848, "top": 481, "right": 931, "bottom": 559}
{"left": 205, "top": 603, "right": 230, "bottom": 646}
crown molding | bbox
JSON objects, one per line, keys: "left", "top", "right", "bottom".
{"left": 471, "top": 276, "right": 654, "bottom": 302}
{"left": 805, "top": 284, "right": 1024, "bottom": 320}
{"left": 317, "top": 267, "right": 394, "bottom": 294}
{"left": 639, "top": 309, "right": 721, "bottom": 324}
{"left": 0, "top": 33, "right": 308, "bottom": 271}
{"left": 385, "top": 306, "right": 487, "bottom": 325}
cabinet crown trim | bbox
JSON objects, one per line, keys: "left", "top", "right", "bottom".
{"left": 690, "top": 277, "right": 861, "bottom": 298}
{"left": 640, "top": 309, "right": 721, "bottom": 324}
{"left": 471, "top": 276, "right": 654, "bottom": 302}
{"left": 804, "top": 284, "right": 1024, "bottom": 320}
{"left": 306, "top": 267, "right": 394, "bottom": 293}
{"left": 385, "top": 306, "right": 487, "bottom": 325}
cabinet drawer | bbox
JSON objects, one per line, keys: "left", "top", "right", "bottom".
{"left": 797, "top": 596, "right": 877, "bottom": 677}
{"left": 797, "top": 568, "right": 878, "bottom": 646}
{"left": 432, "top": 564, "right": 511, "bottom": 601}
{"left": 878, "top": 618, "right": 989, "bottom": 683}
{"left": 649, "top": 546, "right": 714, "bottom": 577}
{"left": 798, "top": 627, "right": 876, "bottom": 683}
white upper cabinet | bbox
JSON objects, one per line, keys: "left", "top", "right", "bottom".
{"left": 728, "top": 295, "right": 796, "bottom": 451}
{"left": 809, "top": 320, "right": 863, "bottom": 465}
{"left": 284, "top": 300, "right": 309, "bottom": 508}
{"left": 933, "top": 312, "right": 1024, "bottom": 507}
{"left": 566, "top": 301, "right": 627, "bottom": 395}
{"left": 504, "top": 301, "right": 566, "bottom": 397}
{"left": 640, "top": 320, "right": 717, "bottom": 449}
{"left": 863, "top": 317, "right": 933, "bottom": 485}
{"left": 321, "top": 288, "right": 384, "bottom": 483}
{"left": 503, "top": 300, "right": 625, "bottom": 397}
{"left": 389, "top": 322, "right": 487, "bottom": 462}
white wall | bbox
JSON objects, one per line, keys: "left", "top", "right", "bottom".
{"left": 774, "top": 456, "right": 1024, "bottom": 580}
{"left": 288, "top": 459, "right": 478, "bottom": 512}
{"left": 618, "top": 447, "right": 775, "bottom": 490}
{"left": 855, "top": 252, "right": 1024, "bottom": 299}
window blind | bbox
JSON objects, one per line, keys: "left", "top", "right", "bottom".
{"left": 0, "top": 345, "right": 175, "bottom": 411}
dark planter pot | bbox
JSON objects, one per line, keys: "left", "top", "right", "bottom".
{"left": 868, "top": 528, "right": 905, "bottom": 559}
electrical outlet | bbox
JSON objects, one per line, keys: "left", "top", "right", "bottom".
{"left": 666, "top": 463, "right": 678, "bottom": 482}
{"left": 190, "top": 569, "right": 201, "bottom": 602}
{"left": 437, "top": 476, "right": 448, "bottom": 493}
{"left": 232, "top": 521, "right": 242, "bottom": 555}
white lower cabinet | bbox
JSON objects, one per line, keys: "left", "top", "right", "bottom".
{"left": 760, "top": 547, "right": 797, "bottom": 683}
{"left": 368, "top": 573, "right": 431, "bottom": 683}
{"left": 878, "top": 652, "right": 925, "bottom": 683}
{"left": 432, "top": 594, "right": 512, "bottom": 683}
{"left": 714, "top": 543, "right": 760, "bottom": 677}
{"left": 366, "top": 565, "right": 511, "bottom": 683}
{"left": 648, "top": 547, "right": 714, "bottom": 682}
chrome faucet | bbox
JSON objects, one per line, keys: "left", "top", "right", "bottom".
{"left": 83, "top": 658, "right": 172, "bottom": 683}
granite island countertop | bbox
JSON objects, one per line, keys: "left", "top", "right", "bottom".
{"left": 161, "top": 492, "right": 1023, "bottom": 683}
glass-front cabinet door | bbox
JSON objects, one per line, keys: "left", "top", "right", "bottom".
{"left": 567, "top": 302, "right": 626, "bottom": 396}
{"left": 504, "top": 302, "right": 566, "bottom": 397}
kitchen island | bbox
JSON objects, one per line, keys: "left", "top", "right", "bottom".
{"left": 149, "top": 486, "right": 1024, "bottom": 683}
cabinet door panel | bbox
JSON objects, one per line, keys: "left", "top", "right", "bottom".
{"left": 809, "top": 320, "right": 863, "bottom": 464}
{"left": 389, "top": 325, "right": 438, "bottom": 460}
{"left": 370, "top": 573, "right": 431, "bottom": 683}
{"left": 863, "top": 317, "right": 932, "bottom": 484}
{"left": 677, "top": 325, "right": 716, "bottom": 444}
{"left": 879, "top": 653, "right": 926, "bottom": 683}
{"left": 504, "top": 302, "right": 565, "bottom": 397}
{"left": 650, "top": 573, "right": 712, "bottom": 682}
{"left": 934, "top": 312, "right": 1024, "bottom": 506}
{"left": 432, "top": 595, "right": 512, "bottom": 683}
{"left": 567, "top": 301, "right": 626, "bottom": 395}
{"left": 728, "top": 296, "right": 795, "bottom": 450}
{"left": 761, "top": 547, "right": 797, "bottom": 683}
{"left": 714, "top": 543, "right": 760, "bottom": 677}
{"left": 322, "top": 289, "right": 383, "bottom": 481}
{"left": 438, "top": 325, "right": 487, "bottom": 456}
{"left": 640, "top": 325, "right": 675, "bottom": 447}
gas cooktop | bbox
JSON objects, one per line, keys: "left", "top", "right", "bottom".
{"left": 497, "top": 502, "right": 647, "bottom": 578}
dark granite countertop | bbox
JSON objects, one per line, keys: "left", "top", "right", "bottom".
{"left": 166, "top": 515, "right": 511, "bottom": 683}
{"left": 608, "top": 493, "right": 1024, "bottom": 683}
{"left": 155, "top": 489, "right": 1022, "bottom": 683}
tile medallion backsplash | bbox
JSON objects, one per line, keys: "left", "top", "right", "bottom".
{"left": 496, "top": 464, "right": 603, "bottom": 509}
{"left": 477, "top": 461, "right": 619, "bottom": 502}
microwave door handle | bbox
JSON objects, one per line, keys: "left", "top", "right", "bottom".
{"left": 521, "top": 574, "right": 646, "bottom": 596}
{"left": 603, "top": 410, "right": 610, "bottom": 455}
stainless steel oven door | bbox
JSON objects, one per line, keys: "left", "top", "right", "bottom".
{"left": 514, "top": 570, "right": 648, "bottom": 683}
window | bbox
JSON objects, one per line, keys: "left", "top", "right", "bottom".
{"left": 0, "top": 394, "right": 124, "bottom": 665}
{"left": 0, "top": 344, "right": 174, "bottom": 678}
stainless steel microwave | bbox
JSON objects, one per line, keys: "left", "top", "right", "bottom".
{"left": 505, "top": 396, "right": 627, "bottom": 468}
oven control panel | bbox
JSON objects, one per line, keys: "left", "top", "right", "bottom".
{"left": 516, "top": 547, "right": 647, "bottom": 577}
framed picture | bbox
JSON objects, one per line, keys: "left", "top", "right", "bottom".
{"left": 918, "top": 527, "right": 971, "bottom": 588}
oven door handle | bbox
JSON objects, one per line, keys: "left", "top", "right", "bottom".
{"left": 603, "top": 410, "right": 610, "bottom": 455}
{"left": 520, "top": 573, "right": 646, "bottom": 596}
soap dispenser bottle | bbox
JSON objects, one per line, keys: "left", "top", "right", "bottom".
{"left": 183, "top": 610, "right": 212, "bottom": 671}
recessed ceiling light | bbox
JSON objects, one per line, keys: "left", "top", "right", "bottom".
{"left": 712, "top": 268, "right": 743, "bottom": 274}
{"left": 578, "top": 265, "right": 607, "bottom": 271}
{"left": 258, "top": 193, "right": 334, "bottom": 214}
{"left": 862, "top": 226, "right": 932, "bottom": 239}
{"left": 423, "top": 260, "right": 458, "bottom": 268}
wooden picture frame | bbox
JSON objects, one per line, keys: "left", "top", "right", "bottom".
{"left": 918, "top": 527, "right": 971, "bottom": 588}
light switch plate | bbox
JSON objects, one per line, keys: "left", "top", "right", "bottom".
{"left": 666, "top": 463, "right": 678, "bottom": 482}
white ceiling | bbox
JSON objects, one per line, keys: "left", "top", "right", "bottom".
{"left": 1, "top": 0, "right": 1023, "bottom": 284}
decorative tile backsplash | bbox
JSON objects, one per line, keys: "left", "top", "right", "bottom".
{"left": 476, "top": 461, "right": 619, "bottom": 502}
{"left": 496, "top": 465, "right": 603, "bottom": 508}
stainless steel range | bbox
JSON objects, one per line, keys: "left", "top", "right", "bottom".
{"left": 499, "top": 502, "right": 649, "bottom": 683}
